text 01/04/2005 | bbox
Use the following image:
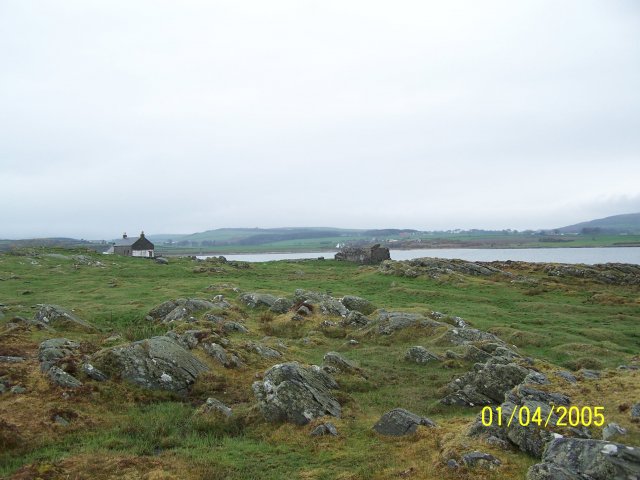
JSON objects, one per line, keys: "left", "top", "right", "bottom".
{"left": 481, "top": 405, "right": 605, "bottom": 428}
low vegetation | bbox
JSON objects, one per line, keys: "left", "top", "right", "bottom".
{"left": 0, "top": 249, "right": 638, "bottom": 479}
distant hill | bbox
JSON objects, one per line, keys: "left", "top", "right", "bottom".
{"left": 557, "top": 213, "right": 640, "bottom": 234}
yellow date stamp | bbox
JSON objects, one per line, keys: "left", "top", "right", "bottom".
{"left": 481, "top": 405, "right": 605, "bottom": 428}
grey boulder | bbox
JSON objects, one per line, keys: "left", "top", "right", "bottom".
{"left": 48, "top": 366, "right": 83, "bottom": 388}
{"left": 252, "top": 362, "right": 341, "bottom": 425}
{"left": 240, "top": 293, "right": 277, "bottom": 309}
{"left": 527, "top": 438, "right": 640, "bottom": 480}
{"left": 373, "top": 408, "right": 436, "bottom": 436}
{"left": 340, "top": 296, "right": 375, "bottom": 315}
{"left": 91, "top": 336, "right": 208, "bottom": 393}
{"left": 405, "top": 346, "right": 439, "bottom": 364}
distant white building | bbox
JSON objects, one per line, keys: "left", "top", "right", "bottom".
{"left": 105, "top": 232, "right": 155, "bottom": 258}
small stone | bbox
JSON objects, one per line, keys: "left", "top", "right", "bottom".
{"left": 580, "top": 369, "right": 601, "bottom": 379}
{"left": 0, "top": 356, "right": 25, "bottom": 363}
{"left": 373, "top": 408, "right": 436, "bottom": 436}
{"left": 556, "top": 370, "right": 577, "bottom": 384}
{"left": 461, "top": 451, "right": 501, "bottom": 469}
{"left": 200, "top": 397, "right": 232, "bottom": 417}
{"left": 222, "top": 321, "right": 248, "bottom": 333}
{"left": 11, "top": 386, "right": 26, "bottom": 394}
{"left": 48, "top": 366, "right": 83, "bottom": 388}
{"left": 602, "top": 423, "right": 627, "bottom": 440}
{"left": 446, "top": 459, "right": 459, "bottom": 469}
{"left": 53, "top": 415, "right": 70, "bottom": 426}
{"left": 631, "top": 403, "right": 640, "bottom": 419}
{"left": 404, "top": 346, "right": 439, "bottom": 364}
{"left": 82, "top": 363, "right": 108, "bottom": 381}
{"left": 310, "top": 422, "right": 338, "bottom": 436}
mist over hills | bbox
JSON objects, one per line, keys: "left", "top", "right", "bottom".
{"left": 556, "top": 213, "right": 640, "bottom": 234}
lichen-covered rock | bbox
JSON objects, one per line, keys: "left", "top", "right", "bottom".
{"left": 148, "top": 298, "right": 223, "bottom": 323}
{"left": 222, "top": 321, "right": 248, "bottom": 333}
{"left": 319, "top": 298, "right": 348, "bottom": 317}
{"left": 441, "top": 359, "right": 530, "bottom": 406}
{"left": 240, "top": 293, "right": 277, "bottom": 309}
{"left": 82, "top": 363, "right": 108, "bottom": 381}
{"left": 368, "top": 310, "right": 445, "bottom": 335}
{"left": 404, "top": 346, "right": 439, "bottom": 364}
{"left": 444, "top": 327, "right": 504, "bottom": 346}
{"left": 252, "top": 362, "right": 341, "bottom": 425}
{"left": 527, "top": 438, "right": 640, "bottom": 479}
{"left": 556, "top": 370, "right": 578, "bottom": 384}
{"left": 602, "top": 423, "right": 627, "bottom": 440}
{"left": 48, "top": 366, "right": 83, "bottom": 388}
{"left": 38, "top": 338, "right": 80, "bottom": 372}
{"left": 245, "top": 342, "right": 281, "bottom": 359}
{"left": 340, "top": 311, "right": 369, "bottom": 327}
{"left": 203, "top": 342, "right": 244, "bottom": 368}
{"left": 91, "top": 336, "right": 208, "bottom": 393}
{"left": 34, "top": 305, "right": 96, "bottom": 332}
{"left": 373, "top": 408, "right": 436, "bottom": 436}
{"left": 198, "top": 397, "right": 232, "bottom": 417}
{"left": 461, "top": 451, "right": 502, "bottom": 469}
{"left": 340, "top": 296, "right": 375, "bottom": 315}
{"left": 165, "top": 329, "right": 209, "bottom": 350}
{"left": 269, "top": 298, "right": 294, "bottom": 314}
{"left": 379, "top": 257, "right": 503, "bottom": 278}
{"left": 310, "top": 422, "right": 338, "bottom": 436}
{"left": 323, "top": 352, "right": 359, "bottom": 373}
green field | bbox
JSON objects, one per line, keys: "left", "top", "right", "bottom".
{"left": 0, "top": 250, "right": 638, "bottom": 479}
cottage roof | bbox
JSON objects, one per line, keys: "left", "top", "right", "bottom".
{"left": 113, "top": 238, "right": 136, "bottom": 247}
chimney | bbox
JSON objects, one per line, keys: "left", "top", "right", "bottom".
{"left": 140, "top": 230, "right": 145, "bottom": 238}
{"left": 123, "top": 232, "right": 127, "bottom": 239}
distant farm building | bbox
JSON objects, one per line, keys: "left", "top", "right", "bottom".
{"left": 106, "top": 232, "right": 155, "bottom": 258}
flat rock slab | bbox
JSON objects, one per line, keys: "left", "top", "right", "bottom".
{"left": 373, "top": 408, "right": 436, "bottom": 436}
{"left": 91, "top": 336, "right": 208, "bottom": 393}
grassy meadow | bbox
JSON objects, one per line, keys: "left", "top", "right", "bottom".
{"left": 0, "top": 249, "right": 639, "bottom": 479}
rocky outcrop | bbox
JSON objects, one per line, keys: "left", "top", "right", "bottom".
{"left": 527, "top": 438, "right": 640, "bottom": 479}
{"left": 91, "top": 336, "right": 208, "bottom": 393}
{"left": 334, "top": 244, "right": 390, "bottom": 265}
{"left": 468, "top": 384, "right": 572, "bottom": 458}
{"left": 252, "top": 362, "right": 341, "bottom": 425}
{"left": 293, "top": 290, "right": 348, "bottom": 317}
{"left": 147, "top": 298, "right": 227, "bottom": 323}
{"left": 365, "top": 310, "right": 445, "bottom": 335}
{"left": 34, "top": 305, "right": 96, "bottom": 332}
{"left": 38, "top": 338, "right": 80, "bottom": 372}
{"left": 441, "top": 356, "right": 530, "bottom": 406}
{"left": 543, "top": 263, "right": 640, "bottom": 286}
{"left": 373, "top": 408, "right": 436, "bottom": 436}
{"left": 379, "top": 257, "right": 503, "bottom": 279}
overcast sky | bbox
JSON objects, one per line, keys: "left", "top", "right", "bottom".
{"left": 1, "top": 1, "right": 639, "bottom": 239}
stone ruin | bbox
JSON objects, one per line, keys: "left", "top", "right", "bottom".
{"left": 334, "top": 244, "right": 390, "bottom": 265}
